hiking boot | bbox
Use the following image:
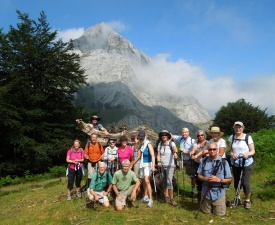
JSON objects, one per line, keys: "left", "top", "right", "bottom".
{"left": 67, "top": 194, "right": 71, "bottom": 201}
{"left": 139, "top": 196, "right": 149, "bottom": 203}
{"left": 131, "top": 201, "right": 139, "bottom": 208}
{"left": 147, "top": 200, "right": 153, "bottom": 208}
{"left": 76, "top": 191, "right": 81, "bottom": 198}
{"left": 170, "top": 198, "right": 178, "bottom": 207}
{"left": 244, "top": 200, "right": 251, "bottom": 209}
{"left": 165, "top": 196, "right": 170, "bottom": 204}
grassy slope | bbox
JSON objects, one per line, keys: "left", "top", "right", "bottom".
{"left": 1, "top": 167, "right": 275, "bottom": 225}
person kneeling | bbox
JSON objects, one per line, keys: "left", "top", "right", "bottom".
{"left": 112, "top": 159, "right": 140, "bottom": 211}
{"left": 197, "top": 143, "right": 232, "bottom": 216}
{"left": 87, "top": 162, "right": 112, "bottom": 208}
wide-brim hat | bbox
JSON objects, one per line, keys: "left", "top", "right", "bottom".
{"left": 158, "top": 130, "right": 172, "bottom": 139}
{"left": 207, "top": 126, "right": 224, "bottom": 136}
{"left": 90, "top": 115, "right": 100, "bottom": 121}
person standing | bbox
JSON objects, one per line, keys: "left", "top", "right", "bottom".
{"left": 66, "top": 139, "right": 85, "bottom": 200}
{"left": 190, "top": 130, "right": 209, "bottom": 202}
{"left": 112, "top": 159, "right": 140, "bottom": 211}
{"left": 173, "top": 127, "right": 195, "bottom": 196}
{"left": 197, "top": 143, "right": 232, "bottom": 216}
{"left": 137, "top": 130, "right": 155, "bottom": 208}
{"left": 103, "top": 138, "right": 118, "bottom": 176}
{"left": 229, "top": 121, "right": 255, "bottom": 209}
{"left": 84, "top": 133, "right": 104, "bottom": 188}
{"left": 117, "top": 136, "right": 134, "bottom": 170}
{"left": 157, "top": 130, "right": 178, "bottom": 206}
{"left": 207, "top": 127, "right": 226, "bottom": 159}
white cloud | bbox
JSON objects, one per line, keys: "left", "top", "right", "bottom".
{"left": 132, "top": 54, "right": 275, "bottom": 117}
{"left": 56, "top": 27, "right": 85, "bottom": 42}
{"left": 106, "top": 20, "right": 127, "bottom": 33}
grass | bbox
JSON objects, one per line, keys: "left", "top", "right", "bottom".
{"left": 0, "top": 167, "right": 275, "bottom": 225}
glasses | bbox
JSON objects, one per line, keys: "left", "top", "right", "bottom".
{"left": 208, "top": 148, "right": 217, "bottom": 151}
{"left": 197, "top": 134, "right": 204, "bottom": 137}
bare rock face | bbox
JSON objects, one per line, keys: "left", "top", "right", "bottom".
{"left": 72, "top": 23, "right": 212, "bottom": 135}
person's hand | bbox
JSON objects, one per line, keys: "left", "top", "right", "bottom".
{"left": 117, "top": 194, "right": 123, "bottom": 201}
{"left": 151, "top": 167, "right": 156, "bottom": 172}
{"left": 157, "top": 162, "right": 162, "bottom": 167}
{"left": 243, "top": 153, "right": 249, "bottom": 159}
{"left": 103, "top": 191, "right": 109, "bottom": 196}
{"left": 230, "top": 152, "right": 237, "bottom": 160}
{"left": 191, "top": 155, "right": 196, "bottom": 160}
{"left": 131, "top": 191, "right": 136, "bottom": 201}
{"left": 94, "top": 194, "right": 99, "bottom": 201}
{"left": 207, "top": 175, "right": 218, "bottom": 183}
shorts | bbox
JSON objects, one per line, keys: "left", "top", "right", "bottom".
{"left": 115, "top": 185, "right": 135, "bottom": 206}
{"left": 133, "top": 162, "right": 140, "bottom": 178}
{"left": 183, "top": 160, "right": 196, "bottom": 177}
{"left": 201, "top": 194, "right": 226, "bottom": 216}
{"left": 139, "top": 162, "right": 151, "bottom": 179}
{"left": 87, "top": 189, "right": 109, "bottom": 204}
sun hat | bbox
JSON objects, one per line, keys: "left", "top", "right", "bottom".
{"left": 137, "top": 130, "right": 146, "bottom": 140}
{"left": 233, "top": 121, "right": 244, "bottom": 127}
{"left": 158, "top": 130, "right": 172, "bottom": 139}
{"left": 207, "top": 126, "right": 224, "bottom": 136}
{"left": 90, "top": 115, "right": 100, "bottom": 121}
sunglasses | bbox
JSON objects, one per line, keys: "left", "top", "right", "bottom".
{"left": 208, "top": 148, "right": 217, "bottom": 151}
{"left": 109, "top": 141, "right": 115, "bottom": 144}
{"left": 161, "top": 134, "right": 168, "bottom": 137}
{"left": 197, "top": 134, "right": 204, "bottom": 137}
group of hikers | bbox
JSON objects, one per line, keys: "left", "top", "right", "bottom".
{"left": 66, "top": 116, "right": 255, "bottom": 216}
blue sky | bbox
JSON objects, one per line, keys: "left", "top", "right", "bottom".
{"left": 1, "top": 0, "right": 275, "bottom": 116}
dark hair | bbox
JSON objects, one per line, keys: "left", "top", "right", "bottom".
{"left": 119, "top": 135, "right": 128, "bottom": 142}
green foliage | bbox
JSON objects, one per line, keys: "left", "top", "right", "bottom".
{"left": 257, "top": 167, "right": 275, "bottom": 201}
{"left": 0, "top": 11, "right": 87, "bottom": 176}
{"left": 212, "top": 98, "right": 274, "bottom": 135}
{"left": 48, "top": 166, "right": 66, "bottom": 178}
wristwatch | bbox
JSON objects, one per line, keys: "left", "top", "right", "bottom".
{"left": 220, "top": 179, "right": 223, "bottom": 184}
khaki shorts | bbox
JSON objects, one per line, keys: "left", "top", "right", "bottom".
{"left": 87, "top": 189, "right": 109, "bottom": 204}
{"left": 201, "top": 194, "right": 226, "bottom": 216}
{"left": 115, "top": 185, "right": 135, "bottom": 206}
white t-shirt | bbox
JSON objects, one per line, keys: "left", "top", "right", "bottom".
{"left": 209, "top": 138, "right": 226, "bottom": 158}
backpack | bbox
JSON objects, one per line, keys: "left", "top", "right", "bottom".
{"left": 201, "top": 157, "right": 231, "bottom": 188}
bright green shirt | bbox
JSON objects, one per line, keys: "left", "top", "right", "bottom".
{"left": 112, "top": 170, "right": 138, "bottom": 193}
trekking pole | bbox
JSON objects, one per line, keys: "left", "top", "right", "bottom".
{"left": 176, "top": 164, "right": 180, "bottom": 207}
{"left": 152, "top": 170, "right": 157, "bottom": 201}
{"left": 181, "top": 152, "right": 185, "bottom": 199}
{"left": 191, "top": 159, "right": 194, "bottom": 202}
{"left": 232, "top": 156, "right": 246, "bottom": 208}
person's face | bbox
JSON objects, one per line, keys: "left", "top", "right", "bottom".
{"left": 92, "top": 119, "right": 98, "bottom": 125}
{"left": 234, "top": 125, "right": 244, "bottom": 134}
{"left": 74, "top": 141, "right": 80, "bottom": 149}
{"left": 197, "top": 133, "right": 205, "bottom": 142}
{"left": 161, "top": 133, "right": 168, "bottom": 141}
{"left": 90, "top": 135, "right": 97, "bottom": 143}
{"left": 208, "top": 144, "right": 218, "bottom": 158}
{"left": 121, "top": 140, "right": 127, "bottom": 146}
{"left": 211, "top": 132, "right": 220, "bottom": 141}
{"left": 182, "top": 131, "right": 189, "bottom": 139}
{"left": 99, "top": 165, "right": 106, "bottom": 173}
{"left": 138, "top": 138, "right": 144, "bottom": 143}
{"left": 109, "top": 140, "right": 116, "bottom": 147}
{"left": 122, "top": 164, "right": 130, "bottom": 173}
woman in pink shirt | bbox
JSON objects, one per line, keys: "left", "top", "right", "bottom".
{"left": 66, "top": 139, "right": 84, "bottom": 200}
{"left": 116, "top": 136, "right": 134, "bottom": 170}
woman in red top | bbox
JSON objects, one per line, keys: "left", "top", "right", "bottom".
{"left": 66, "top": 139, "right": 84, "bottom": 200}
{"left": 116, "top": 136, "right": 134, "bottom": 170}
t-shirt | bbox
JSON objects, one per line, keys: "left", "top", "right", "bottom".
{"left": 112, "top": 169, "right": 138, "bottom": 193}
{"left": 209, "top": 138, "right": 226, "bottom": 158}
{"left": 67, "top": 148, "right": 84, "bottom": 170}
{"left": 157, "top": 141, "right": 176, "bottom": 167}
{"left": 228, "top": 134, "right": 254, "bottom": 167}
{"left": 193, "top": 140, "right": 209, "bottom": 163}
{"left": 90, "top": 171, "right": 112, "bottom": 192}
{"left": 173, "top": 136, "right": 195, "bottom": 160}
{"left": 117, "top": 145, "right": 134, "bottom": 163}
{"left": 197, "top": 156, "right": 232, "bottom": 201}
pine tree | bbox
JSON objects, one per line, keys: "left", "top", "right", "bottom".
{"left": 0, "top": 11, "right": 87, "bottom": 176}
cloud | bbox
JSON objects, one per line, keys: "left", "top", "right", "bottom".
{"left": 56, "top": 27, "right": 85, "bottom": 42}
{"left": 132, "top": 54, "right": 275, "bottom": 117}
{"left": 106, "top": 20, "right": 127, "bottom": 33}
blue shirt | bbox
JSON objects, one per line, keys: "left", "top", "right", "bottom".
{"left": 173, "top": 136, "right": 194, "bottom": 160}
{"left": 197, "top": 156, "right": 232, "bottom": 201}
{"left": 142, "top": 146, "right": 152, "bottom": 163}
